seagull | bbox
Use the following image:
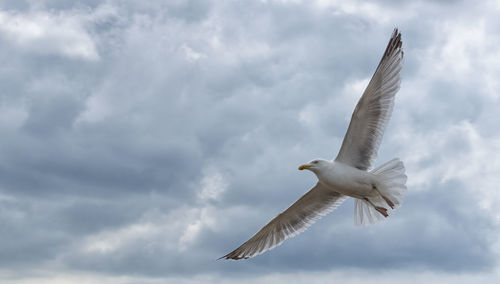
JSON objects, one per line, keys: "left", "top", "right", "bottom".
{"left": 221, "top": 29, "right": 407, "bottom": 260}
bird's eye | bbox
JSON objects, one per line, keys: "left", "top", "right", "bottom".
{"left": 313, "top": 160, "right": 319, "bottom": 164}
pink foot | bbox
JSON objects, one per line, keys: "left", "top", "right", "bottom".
{"left": 375, "top": 206, "right": 388, "bottom": 217}
{"left": 381, "top": 196, "right": 395, "bottom": 209}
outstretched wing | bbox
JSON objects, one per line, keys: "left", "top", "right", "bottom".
{"left": 220, "top": 183, "right": 346, "bottom": 260}
{"left": 335, "top": 29, "right": 404, "bottom": 170}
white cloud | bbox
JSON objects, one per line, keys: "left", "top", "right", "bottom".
{"left": 181, "top": 44, "right": 204, "bottom": 62}
{"left": 80, "top": 208, "right": 190, "bottom": 255}
{"left": 397, "top": 121, "right": 500, "bottom": 219}
{"left": 1, "top": 268, "right": 499, "bottom": 284}
{"left": 198, "top": 167, "right": 228, "bottom": 202}
{"left": 314, "top": 0, "right": 412, "bottom": 25}
{"left": 0, "top": 10, "right": 99, "bottom": 60}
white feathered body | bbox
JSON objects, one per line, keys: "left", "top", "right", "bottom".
{"left": 316, "top": 161, "right": 378, "bottom": 199}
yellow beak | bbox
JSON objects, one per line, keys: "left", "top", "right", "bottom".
{"left": 298, "top": 164, "right": 311, "bottom": 170}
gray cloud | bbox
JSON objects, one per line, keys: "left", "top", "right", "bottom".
{"left": 0, "top": 0, "right": 499, "bottom": 283}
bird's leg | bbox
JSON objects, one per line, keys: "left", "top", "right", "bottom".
{"left": 363, "top": 197, "right": 388, "bottom": 217}
{"left": 372, "top": 185, "right": 395, "bottom": 209}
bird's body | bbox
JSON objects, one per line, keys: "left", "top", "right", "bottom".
{"left": 313, "top": 160, "right": 377, "bottom": 200}
{"left": 221, "top": 29, "right": 407, "bottom": 260}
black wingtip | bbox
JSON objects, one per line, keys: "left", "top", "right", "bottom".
{"left": 217, "top": 251, "right": 249, "bottom": 260}
{"left": 393, "top": 28, "right": 402, "bottom": 47}
{"left": 217, "top": 253, "right": 240, "bottom": 260}
{"left": 381, "top": 28, "right": 402, "bottom": 60}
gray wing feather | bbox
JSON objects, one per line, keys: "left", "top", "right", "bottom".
{"left": 335, "top": 29, "right": 404, "bottom": 170}
{"left": 220, "top": 183, "right": 346, "bottom": 260}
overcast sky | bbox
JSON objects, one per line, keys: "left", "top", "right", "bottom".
{"left": 1, "top": 0, "right": 500, "bottom": 283}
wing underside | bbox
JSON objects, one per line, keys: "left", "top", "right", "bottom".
{"left": 221, "top": 183, "right": 346, "bottom": 260}
{"left": 335, "top": 29, "right": 404, "bottom": 170}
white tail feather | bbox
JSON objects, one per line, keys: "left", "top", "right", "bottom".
{"left": 355, "top": 158, "right": 407, "bottom": 226}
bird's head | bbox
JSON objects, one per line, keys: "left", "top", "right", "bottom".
{"left": 298, "top": 159, "right": 329, "bottom": 173}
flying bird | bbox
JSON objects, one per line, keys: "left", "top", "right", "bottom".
{"left": 221, "top": 29, "right": 406, "bottom": 260}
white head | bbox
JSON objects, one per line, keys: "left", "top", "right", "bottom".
{"left": 298, "top": 158, "right": 330, "bottom": 174}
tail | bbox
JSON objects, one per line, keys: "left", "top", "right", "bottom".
{"left": 354, "top": 158, "right": 407, "bottom": 226}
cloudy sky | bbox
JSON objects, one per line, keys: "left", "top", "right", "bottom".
{"left": 1, "top": 0, "right": 500, "bottom": 283}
